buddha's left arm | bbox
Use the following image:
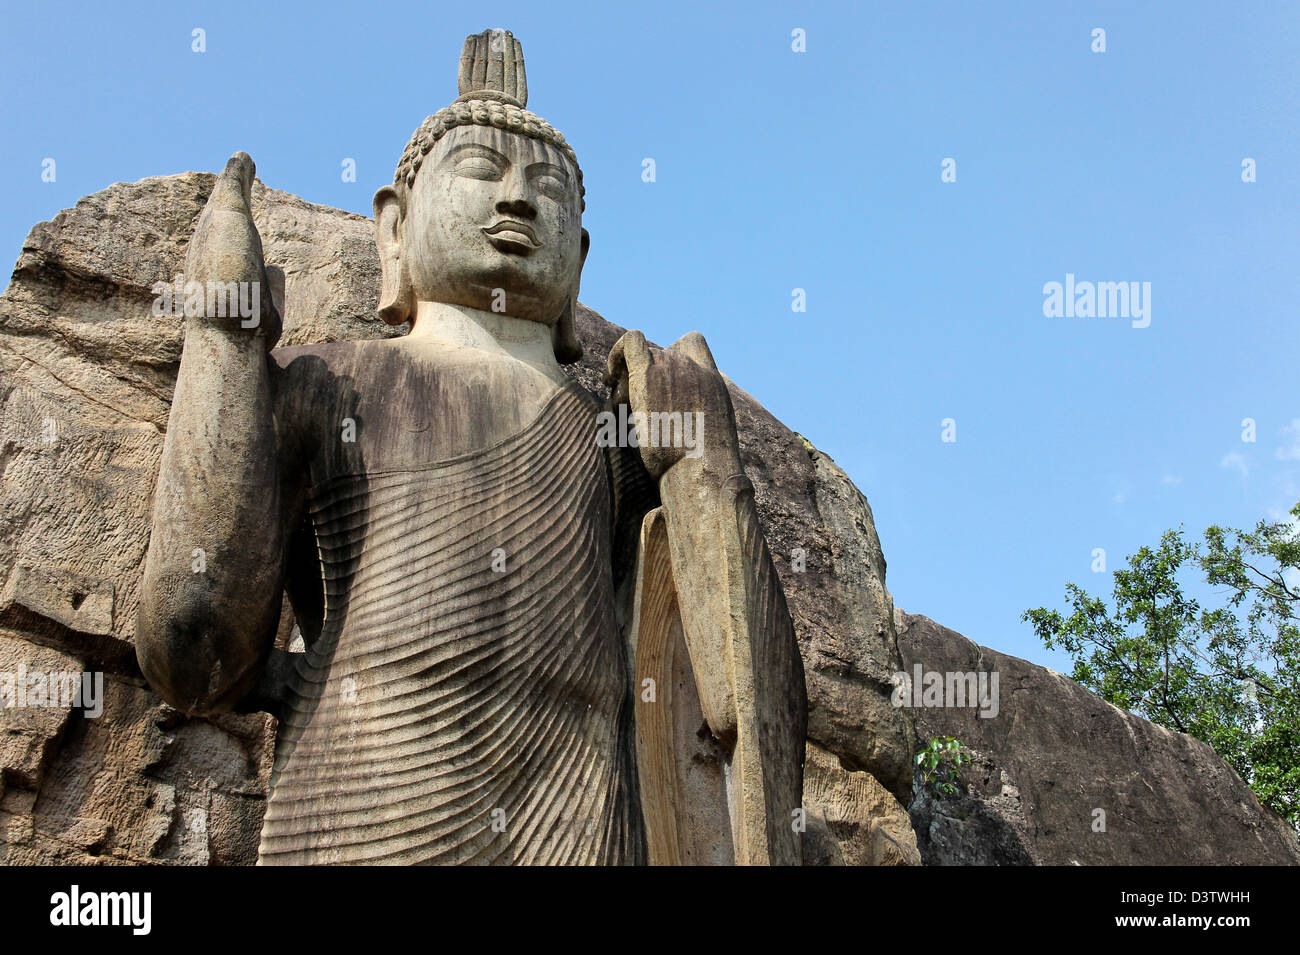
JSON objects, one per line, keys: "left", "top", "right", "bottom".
{"left": 607, "top": 331, "right": 808, "bottom": 865}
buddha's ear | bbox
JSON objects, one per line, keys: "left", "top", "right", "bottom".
{"left": 374, "top": 185, "right": 414, "bottom": 326}
{"left": 552, "top": 228, "right": 590, "bottom": 364}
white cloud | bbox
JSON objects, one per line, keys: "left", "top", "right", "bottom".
{"left": 1160, "top": 474, "right": 1183, "bottom": 486}
{"left": 1277, "top": 419, "right": 1300, "bottom": 461}
{"left": 1221, "top": 451, "right": 1249, "bottom": 481}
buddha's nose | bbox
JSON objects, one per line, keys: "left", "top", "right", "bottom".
{"left": 495, "top": 196, "right": 537, "bottom": 220}
{"left": 497, "top": 166, "right": 537, "bottom": 220}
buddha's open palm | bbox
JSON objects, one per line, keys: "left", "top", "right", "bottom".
{"left": 604, "top": 329, "right": 744, "bottom": 482}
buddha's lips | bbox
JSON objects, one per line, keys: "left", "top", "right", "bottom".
{"left": 483, "top": 220, "right": 541, "bottom": 250}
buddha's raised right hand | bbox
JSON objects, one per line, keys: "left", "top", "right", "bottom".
{"left": 183, "top": 151, "right": 282, "bottom": 348}
{"left": 137, "top": 151, "right": 292, "bottom": 716}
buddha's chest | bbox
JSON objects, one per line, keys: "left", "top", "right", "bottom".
{"left": 305, "top": 380, "right": 616, "bottom": 629}
{"left": 289, "top": 381, "right": 627, "bottom": 776}
{"left": 302, "top": 349, "right": 588, "bottom": 479}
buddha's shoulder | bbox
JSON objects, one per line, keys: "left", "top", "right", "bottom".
{"left": 270, "top": 337, "right": 462, "bottom": 401}
{"left": 270, "top": 337, "right": 401, "bottom": 379}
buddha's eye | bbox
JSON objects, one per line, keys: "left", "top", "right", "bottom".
{"left": 527, "top": 167, "right": 569, "bottom": 203}
{"left": 531, "top": 171, "right": 569, "bottom": 202}
{"left": 454, "top": 157, "right": 504, "bottom": 181}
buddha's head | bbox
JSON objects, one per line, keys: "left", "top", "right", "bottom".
{"left": 374, "top": 30, "right": 588, "bottom": 362}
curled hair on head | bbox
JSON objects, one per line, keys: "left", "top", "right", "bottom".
{"left": 393, "top": 101, "right": 585, "bottom": 211}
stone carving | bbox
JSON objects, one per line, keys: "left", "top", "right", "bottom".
{"left": 134, "top": 30, "right": 807, "bottom": 865}
{"left": 6, "top": 168, "right": 1295, "bottom": 865}
{"left": 0, "top": 169, "right": 915, "bottom": 866}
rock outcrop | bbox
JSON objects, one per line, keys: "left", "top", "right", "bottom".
{"left": 7, "top": 171, "right": 1293, "bottom": 867}
{"left": 898, "top": 612, "right": 1300, "bottom": 865}
{"left": 0, "top": 172, "right": 916, "bottom": 864}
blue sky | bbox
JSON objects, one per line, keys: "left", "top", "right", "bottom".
{"left": 2, "top": 1, "right": 1297, "bottom": 671}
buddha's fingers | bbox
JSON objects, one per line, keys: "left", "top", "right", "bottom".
{"left": 667, "top": 330, "right": 718, "bottom": 373}
{"left": 605, "top": 329, "right": 653, "bottom": 408}
{"left": 210, "top": 151, "right": 256, "bottom": 212}
{"left": 182, "top": 151, "right": 282, "bottom": 346}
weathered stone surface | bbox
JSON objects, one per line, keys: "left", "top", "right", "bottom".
{"left": 801, "top": 740, "right": 919, "bottom": 866}
{"left": 0, "top": 171, "right": 910, "bottom": 864}
{"left": 898, "top": 611, "right": 1300, "bottom": 865}
{"left": 0, "top": 666, "right": 271, "bottom": 865}
{"left": 0, "top": 636, "right": 80, "bottom": 790}
{"left": 141, "top": 26, "right": 808, "bottom": 866}
{"left": 569, "top": 312, "right": 914, "bottom": 807}
{"left": 6, "top": 168, "right": 1298, "bottom": 866}
{"left": 2, "top": 563, "right": 114, "bottom": 636}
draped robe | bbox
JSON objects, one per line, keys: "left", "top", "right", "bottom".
{"left": 247, "top": 336, "right": 803, "bottom": 866}
{"left": 254, "top": 343, "right": 660, "bottom": 864}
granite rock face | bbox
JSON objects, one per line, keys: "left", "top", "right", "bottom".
{"left": 0, "top": 173, "right": 914, "bottom": 864}
{"left": 7, "top": 172, "right": 1298, "bottom": 867}
{"left": 898, "top": 612, "right": 1300, "bottom": 865}
{"left": 6, "top": 172, "right": 1296, "bottom": 867}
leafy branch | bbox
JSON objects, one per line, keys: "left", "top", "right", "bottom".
{"left": 916, "top": 736, "right": 971, "bottom": 799}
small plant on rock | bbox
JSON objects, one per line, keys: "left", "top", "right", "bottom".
{"left": 916, "top": 736, "right": 971, "bottom": 798}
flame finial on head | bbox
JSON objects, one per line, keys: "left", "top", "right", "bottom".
{"left": 392, "top": 28, "right": 582, "bottom": 210}
{"left": 457, "top": 29, "right": 528, "bottom": 108}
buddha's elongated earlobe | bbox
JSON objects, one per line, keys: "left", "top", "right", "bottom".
{"left": 553, "top": 298, "right": 583, "bottom": 364}
{"left": 374, "top": 185, "right": 415, "bottom": 326}
{"left": 552, "top": 227, "right": 590, "bottom": 364}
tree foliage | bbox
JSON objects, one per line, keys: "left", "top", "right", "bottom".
{"left": 915, "top": 736, "right": 971, "bottom": 799}
{"left": 1023, "top": 504, "right": 1300, "bottom": 829}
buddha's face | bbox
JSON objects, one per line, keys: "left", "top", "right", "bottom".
{"left": 395, "top": 124, "right": 586, "bottom": 325}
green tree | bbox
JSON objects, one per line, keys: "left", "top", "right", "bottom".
{"left": 1022, "top": 504, "right": 1300, "bottom": 829}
